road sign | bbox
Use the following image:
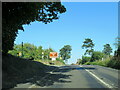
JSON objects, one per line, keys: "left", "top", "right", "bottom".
{"left": 49, "top": 52, "right": 58, "bottom": 58}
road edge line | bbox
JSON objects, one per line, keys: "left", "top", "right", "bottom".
{"left": 79, "top": 65, "right": 113, "bottom": 88}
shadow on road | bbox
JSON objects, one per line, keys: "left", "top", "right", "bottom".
{"left": 53, "top": 65, "right": 96, "bottom": 73}
{"left": 2, "top": 53, "right": 72, "bottom": 89}
{"left": 28, "top": 73, "right": 72, "bottom": 87}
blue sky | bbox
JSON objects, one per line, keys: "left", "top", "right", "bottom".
{"left": 15, "top": 2, "right": 118, "bottom": 64}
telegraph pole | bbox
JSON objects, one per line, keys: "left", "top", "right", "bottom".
{"left": 22, "top": 42, "right": 23, "bottom": 57}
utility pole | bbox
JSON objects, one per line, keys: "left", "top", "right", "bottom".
{"left": 42, "top": 52, "right": 44, "bottom": 60}
{"left": 22, "top": 42, "right": 23, "bottom": 57}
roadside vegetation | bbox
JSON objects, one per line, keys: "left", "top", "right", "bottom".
{"left": 2, "top": 53, "right": 60, "bottom": 89}
{"left": 77, "top": 38, "right": 120, "bottom": 70}
{"left": 2, "top": 2, "right": 66, "bottom": 89}
{"left": 8, "top": 43, "right": 73, "bottom": 65}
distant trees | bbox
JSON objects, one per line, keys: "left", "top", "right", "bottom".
{"left": 8, "top": 43, "right": 54, "bottom": 60}
{"left": 77, "top": 38, "right": 114, "bottom": 65}
{"left": 82, "top": 38, "right": 94, "bottom": 55}
{"left": 77, "top": 38, "right": 120, "bottom": 69}
{"left": 59, "top": 45, "right": 72, "bottom": 63}
{"left": 2, "top": 2, "right": 66, "bottom": 53}
{"left": 102, "top": 44, "right": 112, "bottom": 56}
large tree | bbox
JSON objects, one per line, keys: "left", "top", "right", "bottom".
{"left": 2, "top": 2, "right": 66, "bottom": 53}
{"left": 59, "top": 45, "right": 72, "bottom": 63}
{"left": 82, "top": 38, "right": 94, "bottom": 55}
{"left": 102, "top": 44, "right": 112, "bottom": 56}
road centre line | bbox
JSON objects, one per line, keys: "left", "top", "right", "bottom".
{"left": 79, "top": 65, "right": 113, "bottom": 88}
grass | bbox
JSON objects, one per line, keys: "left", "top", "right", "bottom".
{"left": 84, "top": 57, "right": 120, "bottom": 70}
{"left": 107, "top": 56, "right": 120, "bottom": 69}
{"left": 34, "top": 59, "right": 65, "bottom": 66}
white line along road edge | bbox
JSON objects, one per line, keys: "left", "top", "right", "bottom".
{"left": 80, "top": 65, "right": 113, "bottom": 88}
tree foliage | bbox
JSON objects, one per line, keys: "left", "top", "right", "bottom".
{"left": 90, "top": 51, "right": 104, "bottom": 62}
{"left": 114, "top": 37, "right": 120, "bottom": 57}
{"left": 8, "top": 43, "right": 54, "bottom": 60}
{"left": 102, "top": 44, "right": 112, "bottom": 56}
{"left": 43, "top": 48, "right": 54, "bottom": 60}
{"left": 82, "top": 38, "right": 94, "bottom": 55}
{"left": 59, "top": 45, "right": 72, "bottom": 62}
{"left": 81, "top": 56, "right": 91, "bottom": 64}
{"left": 36, "top": 46, "right": 43, "bottom": 59}
{"left": 2, "top": 2, "right": 66, "bottom": 53}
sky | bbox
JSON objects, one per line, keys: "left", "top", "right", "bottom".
{"left": 15, "top": 2, "right": 118, "bottom": 64}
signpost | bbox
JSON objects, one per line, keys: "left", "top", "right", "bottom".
{"left": 49, "top": 52, "right": 58, "bottom": 61}
{"left": 22, "top": 42, "right": 23, "bottom": 57}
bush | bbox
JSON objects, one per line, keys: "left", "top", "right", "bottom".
{"left": 84, "top": 59, "right": 110, "bottom": 66}
{"left": 84, "top": 62, "right": 91, "bottom": 65}
{"left": 107, "top": 57, "right": 120, "bottom": 69}
{"left": 56, "top": 58, "right": 65, "bottom": 64}
{"left": 90, "top": 51, "right": 104, "bottom": 62}
{"left": 82, "top": 56, "right": 91, "bottom": 64}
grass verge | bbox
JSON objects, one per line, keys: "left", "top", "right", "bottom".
{"left": 84, "top": 57, "right": 120, "bottom": 70}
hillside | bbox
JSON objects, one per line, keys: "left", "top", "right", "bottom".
{"left": 2, "top": 53, "right": 62, "bottom": 89}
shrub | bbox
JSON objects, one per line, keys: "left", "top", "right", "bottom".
{"left": 90, "top": 51, "right": 104, "bottom": 62}
{"left": 84, "top": 62, "right": 91, "bottom": 65}
{"left": 107, "top": 57, "right": 120, "bottom": 69}
{"left": 82, "top": 56, "right": 91, "bottom": 64}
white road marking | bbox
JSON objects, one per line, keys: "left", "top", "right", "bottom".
{"left": 80, "top": 65, "right": 113, "bottom": 88}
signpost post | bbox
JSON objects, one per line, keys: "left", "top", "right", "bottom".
{"left": 49, "top": 52, "right": 58, "bottom": 61}
{"left": 21, "top": 42, "right": 23, "bottom": 57}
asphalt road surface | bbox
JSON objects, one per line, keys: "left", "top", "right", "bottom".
{"left": 11, "top": 65, "right": 119, "bottom": 89}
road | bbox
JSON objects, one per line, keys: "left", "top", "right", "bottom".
{"left": 11, "top": 65, "right": 119, "bottom": 89}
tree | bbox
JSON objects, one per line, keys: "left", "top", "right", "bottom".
{"left": 59, "top": 45, "right": 72, "bottom": 63}
{"left": 114, "top": 37, "right": 120, "bottom": 57}
{"left": 43, "top": 48, "right": 54, "bottom": 60}
{"left": 102, "top": 44, "right": 112, "bottom": 56}
{"left": 114, "top": 37, "right": 120, "bottom": 49}
{"left": 82, "top": 38, "right": 94, "bottom": 55}
{"left": 2, "top": 2, "right": 66, "bottom": 53}
{"left": 81, "top": 56, "right": 91, "bottom": 64}
{"left": 76, "top": 59, "right": 82, "bottom": 65}
{"left": 9, "top": 43, "right": 37, "bottom": 60}
{"left": 90, "top": 51, "right": 104, "bottom": 62}
{"left": 36, "top": 46, "right": 43, "bottom": 59}
{"left": 8, "top": 43, "right": 55, "bottom": 60}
